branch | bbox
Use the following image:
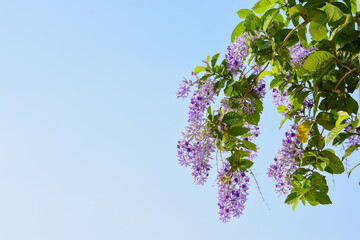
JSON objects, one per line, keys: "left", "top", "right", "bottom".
{"left": 277, "top": 21, "right": 309, "bottom": 52}
{"left": 334, "top": 68, "right": 358, "bottom": 91}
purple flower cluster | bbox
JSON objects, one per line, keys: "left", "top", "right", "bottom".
{"left": 267, "top": 125, "right": 303, "bottom": 195}
{"left": 225, "top": 33, "right": 249, "bottom": 73}
{"left": 288, "top": 43, "right": 315, "bottom": 67}
{"left": 176, "top": 72, "right": 198, "bottom": 100}
{"left": 242, "top": 99, "right": 255, "bottom": 115}
{"left": 217, "top": 162, "right": 250, "bottom": 222}
{"left": 251, "top": 61, "right": 267, "bottom": 99}
{"left": 220, "top": 97, "right": 231, "bottom": 113}
{"left": 177, "top": 79, "right": 218, "bottom": 184}
{"left": 272, "top": 87, "right": 290, "bottom": 107}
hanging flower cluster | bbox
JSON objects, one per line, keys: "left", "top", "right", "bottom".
{"left": 267, "top": 125, "right": 303, "bottom": 195}
{"left": 217, "top": 162, "right": 249, "bottom": 222}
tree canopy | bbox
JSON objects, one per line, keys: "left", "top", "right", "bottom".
{"left": 177, "top": 0, "right": 359, "bottom": 222}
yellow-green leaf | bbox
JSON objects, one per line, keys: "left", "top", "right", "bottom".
{"left": 297, "top": 121, "right": 312, "bottom": 143}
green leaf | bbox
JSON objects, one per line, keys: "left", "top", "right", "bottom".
{"left": 333, "top": 132, "right": 357, "bottom": 147}
{"left": 241, "top": 140, "right": 257, "bottom": 152}
{"left": 335, "top": 111, "right": 350, "bottom": 127}
{"left": 306, "top": 193, "right": 319, "bottom": 206}
{"left": 244, "top": 14, "right": 261, "bottom": 32}
{"left": 238, "top": 159, "right": 254, "bottom": 172}
{"left": 262, "top": 8, "right": 280, "bottom": 31}
{"left": 303, "top": 51, "right": 334, "bottom": 72}
{"left": 342, "top": 144, "right": 360, "bottom": 161}
{"left": 259, "top": 70, "right": 271, "bottom": 80}
{"left": 348, "top": 163, "right": 360, "bottom": 178}
{"left": 324, "top": 3, "right": 344, "bottom": 22}
{"left": 277, "top": 105, "right": 289, "bottom": 113}
{"left": 316, "top": 112, "right": 335, "bottom": 131}
{"left": 314, "top": 192, "right": 332, "bottom": 204}
{"left": 252, "top": 0, "right": 273, "bottom": 14}
{"left": 326, "top": 123, "right": 350, "bottom": 145}
{"left": 290, "top": 91, "right": 310, "bottom": 111}
{"left": 297, "top": 24, "right": 308, "bottom": 49}
{"left": 246, "top": 111, "right": 260, "bottom": 125}
{"left": 292, "top": 197, "right": 301, "bottom": 211}
{"left": 309, "top": 14, "right": 328, "bottom": 41}
{"left": 304, "top": 0, "right": 327, "bottom": 9}
{"left": 352, "top": 114, "right": 360, "bottom": 129}
{"left": 229, "top": 126, "right": 250, "bottom": 136}
{"left": 285, "top": 192, "right": 298, "bottom": 204}
{"left": 223, "top": 112, "right": 243, "bottom": 126}
{"left": 350, "top": 0, "right": 357, "bottom": 13}
{"left": 269, "top": 75, "right": 283, "bottom": 89}
{"left": 320, "top": 149, "right": 344, "bottom": 174}
{"left": 237, "top": 9, "right": 254, "bottom": 18}
{"left": 289, "top": 4, "right": 307, "bottom": 18}
{"left": 332, "top": 2, "right": 352, "bottom": 14}
{"left": 231, "top": 22, "right": 246, "bottom": 43}
{"left": 211, "top": 53, "right": 220, "bottom": 68}
{"left": 258, "top": 39, "right": 274, "bottom": 50}
{"left": 193, "top": 66, "right": 205, "bottom": 74}
{"left": 310, "top": 172, "right": 329, "bottom": 193}
{"left": 279, "top": 116, "right": 289, "bottom": 129}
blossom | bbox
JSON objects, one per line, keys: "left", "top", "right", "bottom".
{"left": 177, "top": 78, "right": 218, "bottom": 184}
{"left": 177, "top": 129, "right": 214, "bottom": 185}
{"left": 250, "top": 61, "right": 266, "bottom": 99}
{"left": 217, "top": 162, "right": 250, "bottom": 222}
{"left": 225, "top": 33, "right": 249, "bottom": 73}
{"left": 267, "top": 125, "right": 303, "bottom": 195}
{"left": 176, "top": 72, "right": 198, "bottom": 99}
{"left": 288, "top": 43, "right": 315, "bottom": 68}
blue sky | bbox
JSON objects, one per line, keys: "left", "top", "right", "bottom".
{"left": 0, "top": 0, "right": 359, "bottom": 239}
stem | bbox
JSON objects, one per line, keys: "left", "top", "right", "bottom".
{"left": 334, "top": 68, "right": 357, "bottom": 91}
{"left": 249, "top": 169, "right": 270, "bottom": 211}
{"left": 335, "top": 58, "right": 351, "bottom": 71}
{"left": 277, "top": 21, "right": 309, "bottom": 52}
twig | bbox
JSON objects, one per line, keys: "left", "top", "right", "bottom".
{"left": 334, "top": 68, "right": 357, "bottom": 91}
{"left": 249, "top": 169, "right": 270, "bottom": 210}
{"left": 277, "top": 21, "right": 308, "bottom": 52}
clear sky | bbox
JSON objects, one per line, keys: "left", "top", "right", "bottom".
{"left": 0, "top": 0, "right": 359, "bottom": 239}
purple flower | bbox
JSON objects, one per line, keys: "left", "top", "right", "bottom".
{"left": 176, "top": 72, "right": 199, "bottom": 99}
{"left": 177, "top": 78, "right": 218, "bottom": 184}
{"left": 267, "top": 125, "right": 303, "bottom": 195}
{"left": 288, "top": 43, "right": 315, "bottom": 68}
{"left": 217, "top": 162, "right": 250, "bottom": 222}
{"left": 250, "top": 61, "right": 266, "bottom": 99}
{"left": 226, "top": 33, "right": 250, "bottom": 73}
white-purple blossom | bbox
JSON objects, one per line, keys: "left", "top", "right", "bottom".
{"left": 288, "top": 43, "right": 315, "bottom": 68}
{"left": 217, "top": 162, "right": 250, "bottom": 222}
{"left": 177, "top": 78, "right": 218, "bottom": 184}
{"left": 176, "top": 72, "right": 198, "bottom": 99}
{"left": 226, "top": 33, "right": 250, "bottom": 73}
{"left": 251, "top": 61, "right": 267, "bottom": 99}
{"left": 267, "top": 125, "right": 303, "bottom": 195}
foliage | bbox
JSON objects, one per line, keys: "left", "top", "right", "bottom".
{"left": 177, "top": 0, "right": 360, "bottom": 222}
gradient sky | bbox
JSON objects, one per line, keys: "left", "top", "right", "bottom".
{"left": 0, "top": 1, "right": 359, "bottom": 239}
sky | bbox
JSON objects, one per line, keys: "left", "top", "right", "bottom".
{"left": 0, "top": 0, "right": 359, "bottom": 239}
